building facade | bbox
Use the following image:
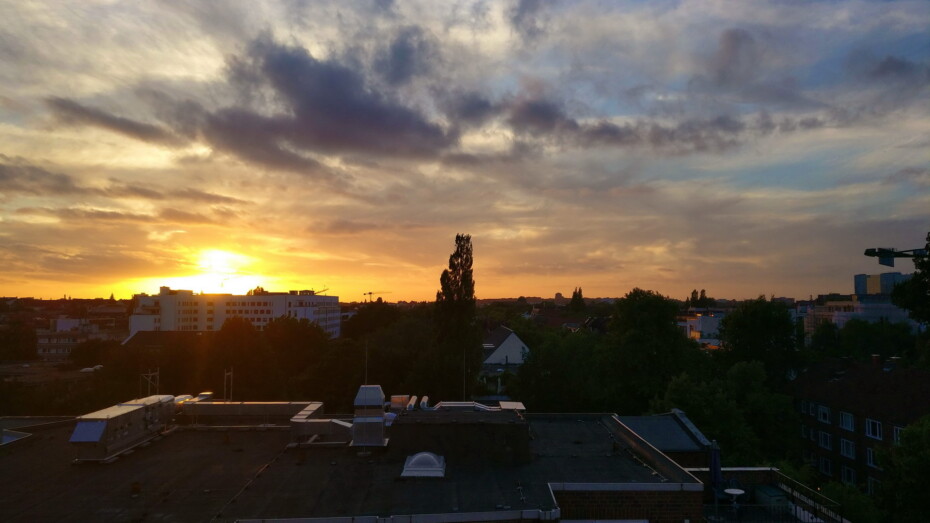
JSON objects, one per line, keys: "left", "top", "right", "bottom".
{"left": 129, "top": 286, "right": 340, "bottom": 338}
{"left": 853, "top": 272, "right": 911, "bottom": 296}
{"left": 789, "top": 359, "right": 930, "bottom": 496}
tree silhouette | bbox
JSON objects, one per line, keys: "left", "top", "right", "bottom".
{"left": 568, "top": 287, "right": 586, "bottom": 312}
{"left": 892, "top": 230, "right": 930, "bottom": 325}
{"left": 434, "top": 234, "right": 480, "bottom": 399}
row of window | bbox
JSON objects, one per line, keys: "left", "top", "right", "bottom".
{"left": 226, "top": 300, "right": 272, "bottom": 307}
{"left": 801, "top": 401, "right": 901, "bottom": 442}
{"left": 805, "top": 426, "right": 882, "bottom": 467}
{"left": 176, "top": 309, "right": 276, "bottom": 318}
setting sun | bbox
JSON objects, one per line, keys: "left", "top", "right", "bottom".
{"left": 180, "top": 249, "right": 263, "bottom": 294}
{"left": 197, "top": 249, "right": 247, "bottom": 276}
{"left": 119, "top": 249, "right": 269, "bottom": 297}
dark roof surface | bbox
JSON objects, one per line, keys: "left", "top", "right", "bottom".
{"left": 618, "top": 411, "right": 709, "bottom": 452}
{"left": 122, "top": 330, "right": 214, "bottom": 348}
{"left": 482, "top": 326, "right": 514, "bottom": 349}
{"left": 0, "top": 412, "right": 698, "bottom": 521}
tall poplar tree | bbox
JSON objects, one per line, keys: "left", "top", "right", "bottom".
{"left": 434, "top": 234, "right": 480, "bottom": 399}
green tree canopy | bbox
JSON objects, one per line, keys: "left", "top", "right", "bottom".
{"left": 891, "top": 230, "right": 930, "bottom": 325}
{"left": 880, "top": 414, "right": 930, "bottom": 522}
{"left": 719, "top": 297, "right": 796, "bottom": 382}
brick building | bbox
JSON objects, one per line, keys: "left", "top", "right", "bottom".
{"left": 788, "top": 358, "right": 930, "bottom": 495}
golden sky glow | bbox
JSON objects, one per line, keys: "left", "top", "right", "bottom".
{"left": 0, "top": 1, "right": 928, "bottom": 302}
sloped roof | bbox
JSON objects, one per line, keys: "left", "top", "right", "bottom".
{"left": 618, "top": 409, "right": 710, "bottom": 453}
{"left": 482, "top": 326, "right": 514, "bottom": 349}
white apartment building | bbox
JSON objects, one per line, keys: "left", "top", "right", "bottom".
{"left": 129, "top": 286, "right": 340, "bottom": 338}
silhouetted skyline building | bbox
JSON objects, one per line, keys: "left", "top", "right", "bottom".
{"left": 129, "top": 286, "right": 340, "bottom": 338}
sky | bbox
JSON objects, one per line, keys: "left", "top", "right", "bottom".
{"left": 1, "top": 0, "right": 928, "bottom": 302}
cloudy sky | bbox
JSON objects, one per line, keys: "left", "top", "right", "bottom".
{"left": 1, "top": 0, "right": 928, "bottom": 302}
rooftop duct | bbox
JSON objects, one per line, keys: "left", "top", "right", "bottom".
{"left": 352, "top": 385, "right": 387, "bottom": 447}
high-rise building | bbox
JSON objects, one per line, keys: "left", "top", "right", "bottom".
{"left": 853, "top": 272, "right": 911, "bottom": 296}
{"left": 129, "top": 286, "right": 340, "bottom": 338}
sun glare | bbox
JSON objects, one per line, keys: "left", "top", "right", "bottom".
{"left": 198, "top": 249, "right": 246, "bottom": 275}
{"left": 174, "top": 249, "right": 260, "bottom": 294}
{"left": 122, "top": 249, "right": 267, "bottom": 296}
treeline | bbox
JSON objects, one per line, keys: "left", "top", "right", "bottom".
{"left": 511, "top": 290, "right": 801, "bottom": 465}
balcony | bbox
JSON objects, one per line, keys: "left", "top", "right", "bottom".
{"left": 689, "top": 467, "right": 847, "bottom": 523}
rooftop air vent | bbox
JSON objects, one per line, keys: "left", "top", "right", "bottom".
{"left": 352, "top": 385, "right": 387, "bottom": 447}
{"left": 401, "top": 452, "right": 446, "bottom": 478}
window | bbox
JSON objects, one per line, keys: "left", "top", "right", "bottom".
{"left": 893, "top": 426, "right": 904, "bottom": 445}
{"left": 801, "top": 425, "right": 809, "bottom": 438}
{"left": 840, "top": 412, "right": 854, "bottom": 431}
{"left": 867, "top": 477, "right": 880, "bottom": 496}
{"left": 819, "top": 457, "right": 832, "bottom": 476}
{"left": 866, "top": 419, "right": 883, "bottom": 440}
{"left": 800, "top": 400, "right": 808, "bottom": 414}
{"left": 840, "top": 439, "right": 855, "bottom": 459}
{"left": 842, "top": 466, "right": 856, "bottom": 485}
{"left": 808, "top": 402, "right": 817, "bottom": 416}
{"left": 866, "top": 448, "right": 878, "bottom": 468}
{"left": 819, "top": 431, "right": 832, "bottom": 450}
{"left": 818, "top": 405, "right": 831, "bottom": 424}
{"left": 809, "top": 429, "right": 816, "bottom": 442}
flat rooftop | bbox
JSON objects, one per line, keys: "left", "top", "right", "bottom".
{"left": 0, "top": 413, "right": 699, "bottom": 521}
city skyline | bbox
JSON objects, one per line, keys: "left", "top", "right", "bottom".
{"left": 1, "top": 1, "right": 928, "bottom": 302}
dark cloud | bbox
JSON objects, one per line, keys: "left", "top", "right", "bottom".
{"left": 159, "top": 208, "right": 216, "bottom": 224}
{"left": 0, "top": 157, "right": 246, "bottom": 208}
{"left": 711, "top": 29, "right": 760, "bottom": 88}
{"left": 15, "top": 207, "right": 154, "bottom": 222}
{"left": 844, "top": 53, "right": 929, "bottom": 113}
{"left": 688, "top": 29, "right": 820, "bottom": 109}
{"left": 169, "top": 188, "right": 244, "bottom": 205}
{"left": 104, "top": 184, "right": 165, "bottom": 200}
{"left": 42, "top": 32, "right": 457, "bottom": 176}
{"left": 505, "top": 97, "right": 749, "bottom": 153}
{"left": 442, "top": 92, "right": 498, "bottom": 128}
{"left": 509, "top": 0, "right": 547, "bottom": 41}
{"left": 374, "top": 26, "right": 438, "bottom": 85}
{"left": 202, "top": 107, "right": 325, "bottom": 174}
{"left": 45, "top": 97, "right": 183, "bottom": 146}
{"left": 0, "top": 157, "right": 90, "bottom": 196}
{"left": 250, "top": 37, "right": 454, "bottom": 156}
{"left": 312, "top": 219, "right": 382, "bottom": 235}
{"left": 884, "top": 166, "right": 930, "bottom": 186}
{"left": 139, "top": 36, "right": 457, "bottom": 176}
{"left": 104, "top": 183, "right": 245, "bottom": 204}
{"left": 508, "top": 98, "right": 578, "bottom": 134}
{"left": 852, "top": 55, "right": 930, "bottom": 85}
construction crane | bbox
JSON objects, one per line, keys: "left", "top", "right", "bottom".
{"left": 363, "top": 291, "right": 391, "bottom": 302}
{"left": 864, "top": 247, "right": 928, "bottom": 267}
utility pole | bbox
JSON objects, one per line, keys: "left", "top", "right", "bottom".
{"left": 224, "top": 368, "right": 233, "bottom": 401}
{"left": 140, "top": 368, "right": 159, "bottom": 396}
